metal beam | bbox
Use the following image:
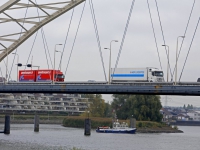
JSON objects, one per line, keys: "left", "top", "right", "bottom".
{"left": 0, "top": 32, "right": 26, "bottom": 38}
{"left": 0, "top": 18, "right": 38, "bottom": 24}
{"left": 0, "top": 0, "right": 86, "bottom": 62}
{"left": 0, "top": 43, "right": 7, "bottom": 49}
{"left": 11, "top": 3, "right": 61, "bottom": 10}
{"left": 3, "top": 12, "right": 28, "bottom": 31}
{"left": 0, "top": 0, "right": 20, "bottom": 14}
{"left": 0, "top": 84, "right": 200, "bottom": 95}
{"left": 0, "top": 37, "right": 16, "bottom": 42}
{"left": 29, "top": 0, "right": 50, "bottom": 16}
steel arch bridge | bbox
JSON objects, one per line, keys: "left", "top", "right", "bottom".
{"left": 0, "top": 0, "right": 85, "bottom": 62}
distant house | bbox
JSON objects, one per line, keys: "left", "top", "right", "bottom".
{"left": 176, "top": 113, "right": 189, "bottom": 121}
{"left": 160, "top": 108, "right": 173, "bottom": 122}
{"left": 187, "top": 111, "right": 200, "bottom": 121}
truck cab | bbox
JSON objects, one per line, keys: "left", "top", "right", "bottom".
{"left": 54, "top": 73, "right": 65, "bottom": 82}
{"left": 148, "top": 68, "right": 164, "bottom": 82}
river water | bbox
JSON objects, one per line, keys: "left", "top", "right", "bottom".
{"left": 0, "top": 124, "right": 200, "bottom": 150}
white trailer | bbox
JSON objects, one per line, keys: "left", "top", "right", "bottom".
{"left": 111, "top": 67, "right": 164, "bottom": 82}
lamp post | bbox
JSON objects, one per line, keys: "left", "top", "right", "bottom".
{"left": 0, "top": 49, "right": 8, "bottom": 82}
{"left": 12, "top": 53, "right": 19, "bottom": 81}
{"left": 26, "top": 64, "right": 40, "bottom": 70}
{"left": 53, "top": 44, "right": 62, "bottom": 84}
{"left": 104, "top": 40, "right": 118, "bottom": 84}
{"left": 56, "top": 50, "right": 63, "bottom": 70}
{"left": 162, "top": 45, "right": 169, "bottom": 82}
{"left": 175, "top": 36, "right": 185, "bottom": 85}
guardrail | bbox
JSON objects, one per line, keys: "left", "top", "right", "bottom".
{"left": 2, "top": 81, "right": 200, "bottom": 86}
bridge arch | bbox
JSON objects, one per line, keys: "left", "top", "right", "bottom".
{"left": 0, "top": 0, "right": 85, "bottom": 62}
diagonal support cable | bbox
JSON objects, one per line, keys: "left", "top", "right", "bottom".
{"left": 64, "top": 1, "right": 86, "bottom": 76}
{"left": 154, "top": 0, "right": 172, "bottom": 80}
{"left": 147, "top": 0, "right": 162, "bottom": 70}
{"left": 89, "top": 0, "right": 107, "bottom": 81}
{"left": 112, "top": 0, "right": 136, "bottom": 81}
{"left": 179, "top": 17, "right": 200, "bottom": 81}
{"left": 171, "top": 0, "right": 196, "bottom": 79}
{"left": 59, "top": 8, "right": 75, "bottom": 71}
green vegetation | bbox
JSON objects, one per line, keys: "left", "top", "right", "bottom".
{"left": 111, "top": 95, "right": 163, "bottom": 122}
{"left": 173, "top": 125, "right": 179, "bottom": 130}
{"left": 63, "top": 116, "right": 112, "bottom": 129}
{"left": 81, "top": 94, "right": 112, "bottom": 117}
{"left": 62, "top": 116, "right": 168, "bottom": 129}
{"left": 81, "top": 94, "right": 163, "bottom": 122}
{"left": 183, "top": 104, "right": 193, "bottom": 109}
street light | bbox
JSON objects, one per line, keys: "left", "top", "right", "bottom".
{"left": 162, "top": 45, "right": 170, "bottom": 82}
{"left": 104, "top": 40, "right": 118, "bottom": 84}
{"left": 175, "top": 36, "right": 185, "bottom": 85}
{"left": 53, "top": 44, "right": 62, "bottom": 84}
{"left": 27, "top": 64, "right": 40, "bottom": 70}
{"left": 55, "top": 50, "right": 63, "bottom": 70}
{"left": 12, "top": 53, "right": 19, "bottom": 81}
{"left": 0, "top": 49, "right": 8, "bottom": 82}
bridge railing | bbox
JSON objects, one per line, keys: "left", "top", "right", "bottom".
{"left": 1, "top": 81, "right": 200, "bottom": 86}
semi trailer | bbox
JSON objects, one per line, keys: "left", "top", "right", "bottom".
{"left": 111, "top": 67, "right": 164, "bottom": 82}
{"left": 19, "top": 69, "right": 65, "bottom": 82}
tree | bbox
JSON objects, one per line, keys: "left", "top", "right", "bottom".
{"left": 82, "top": 94, "right": 106, "bottom": 117}
{"left": 111, "top": 95, "right": 163, "bottom": 122}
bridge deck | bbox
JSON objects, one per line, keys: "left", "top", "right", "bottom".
{"left": 0, "top": 82, "right": 200, "bottom": 95}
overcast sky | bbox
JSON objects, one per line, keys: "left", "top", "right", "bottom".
{"left": 1, "top": 0, "right": 200, "bottom": 107}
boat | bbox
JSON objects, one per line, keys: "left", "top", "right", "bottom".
{"left": 96, "top": 119, "right": 136, "bottom": 134}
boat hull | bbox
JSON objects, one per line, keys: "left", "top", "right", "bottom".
{"left": 96, "top": 128, "right": 136, "bottom": 134}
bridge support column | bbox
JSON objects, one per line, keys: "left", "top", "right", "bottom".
{"left": 130, "top": 118, "right": 136, "bottom": 128}
{"left": 4, "top": 115, "right": 10, "bottom": 134}
{"left": 84, "top": 119, "right": 91, "bottom": 136}
{"left": 34, "top": 115, "right": 39, "bottom": 132}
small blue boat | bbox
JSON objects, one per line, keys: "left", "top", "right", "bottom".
{"left": 96, "top": 120, "right": 136, "bottom": 134}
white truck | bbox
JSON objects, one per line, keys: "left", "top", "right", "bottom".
{"left": 111, "top": 67, "right": 164, "bottom": 82}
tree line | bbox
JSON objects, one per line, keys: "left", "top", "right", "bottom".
{"left": 82, "top": 94, "right": 163, "bottom": 122}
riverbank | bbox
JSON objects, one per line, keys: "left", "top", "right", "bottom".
{"left": 0, "top": 115, "right": 183, "bottom": 133}
{"left": 63, "top": 116, "right": 183, "bottom": 133}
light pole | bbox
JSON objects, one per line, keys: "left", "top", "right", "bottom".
{"left": 162, "top": 45, "right": 169, "bottom": 82}
{"left": 104, "top": 40, "right": 118, "bottom": 84}
{"left": 12, "top": 53, "right": 19, "bottom": 81}
{"left": 175, "top": 36, "right": 185, "bottom": 85}
{"left": 0, "top": 49, "right": 8, "bottom": 82}
{"left": 56, "top": 50, "right": 63, "bottom": 70}
{"left": 54, "top": 44, "right": 62, "bottom": 84}
{"left": 26, "top": 64, "right": 40, "bottom": 70}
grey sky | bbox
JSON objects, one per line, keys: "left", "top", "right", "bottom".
{"left": 0, "top": 0, "right": 200, "bottom": 107}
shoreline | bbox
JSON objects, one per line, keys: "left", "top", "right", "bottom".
{"left": 136, "top": 128, "right": 183, "bottom": 133}
{"left": 0, "top": 119, "right": 183, "bottom": 133}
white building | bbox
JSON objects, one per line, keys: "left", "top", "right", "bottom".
{"left": 0, "top": 93, "right": 90, "bottom": 114}
{"left": 187, "top": 111, "right": 200, "bottom": 121}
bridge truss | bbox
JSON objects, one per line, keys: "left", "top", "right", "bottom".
{"left": 0, "top": 0, "right": 85, "bottom": 62}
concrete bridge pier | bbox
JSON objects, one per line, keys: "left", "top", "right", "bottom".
{"left": 34, "top": 115, "right": 39, "bottom": 132}
{"left": 4, "top": 115, "right": 10, "bottom": 134}
{"left": 84, "top": 119, "right": 91, "bottom": 136}
{"left": 130, "top": 118, "right": 136, "bottom": 128}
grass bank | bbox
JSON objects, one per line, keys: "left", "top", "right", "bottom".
{"left": 62, "top": 116, "right": 183, "bottom": 133}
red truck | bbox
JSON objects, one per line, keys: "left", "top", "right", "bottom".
{"left": 19, "top": 70, "right": 65, "bottom": 82}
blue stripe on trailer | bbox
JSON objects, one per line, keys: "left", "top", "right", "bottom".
{"left": 111, "top": 74, "right": 144, "bottom": 77}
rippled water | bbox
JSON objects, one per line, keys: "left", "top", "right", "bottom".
{"left": 0, "top": 124, "right": 200, "bottom": 150}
